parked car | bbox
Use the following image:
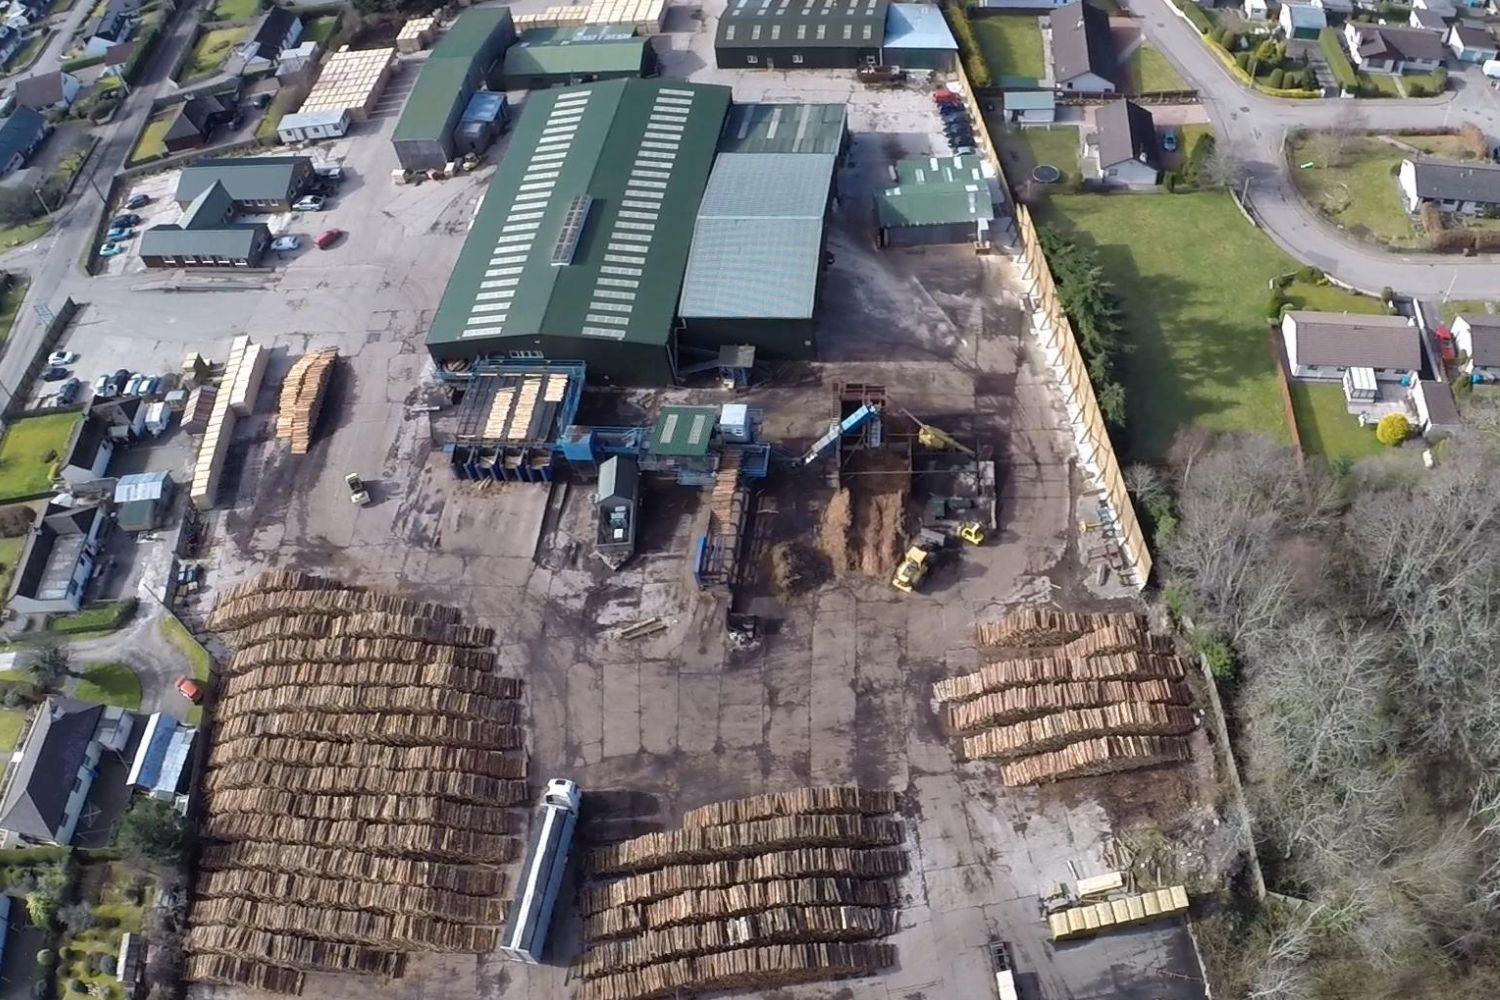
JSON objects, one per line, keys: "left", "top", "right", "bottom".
{"left": 92, "top": 374, "right": 115, "bottom": 398}
{"left": 175, "top": 677, "right": 203, "bottom": 703}
{"left": 48, "top": 350, "right": 77, "bottom": 365}
{"left": 124, "top": 193, "right": 151, "bottom": 210}
{"left": 270, "top": 235, "right": 300, "bottom": 252}
{"left": 315, "top": 228, "right": 344, "bottom": 250}
{"left": 56, "top": 378, "right": 80, "bottom": 404}
{"left": 124, "top": 374, "right": 144, "bottom": 396}
{"left": 313, "top": 164, "right": 345, "bottom": 182}
{"left": 105, "top": 226, "right": 134, "bottom": 241}
{"left": 345, "top": 472, "right": 370, "bottom": 505}
{"left": 250, "top": 92, "right": 273, "bottom": 110}
{"left": 136, "top": 375, "right": 159, "bottom": 396}
{"left": 1161, "top": 128, "right": 1179, "bottom": 153}
{"left": 99, "top": 242, "right": 125, "bottom": 257}
{"left": 111, "top": 213, "right": 140, "bottom": 228}
{"left": 293, "top": 194, "right": 326, "bottom": 212}
{"left": 40, "top": 365, "right": 67, "bottom": 381}
{"left": 108, "top": 369, "right": 131, "bottom": 395}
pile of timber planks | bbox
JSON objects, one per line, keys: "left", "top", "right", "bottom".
{"left": 275, "top": 348, "right": 338, "bottom": 455}
{"left": 976, "top": 609, "right": 1144, "bottom": 648}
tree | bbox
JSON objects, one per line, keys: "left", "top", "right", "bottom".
{"left": 22, "top": 643, "right": 69, "bottom": 696}
{"left": 1376, "top": 413, "right": 1409, "bottom": 446}
{"left": 0, "top": 186, "right": 39, "bottom": 228}
{"left": 1201, "top": 143, "right": 1249, "bottom": 190}
{"left": 25, "top": 890, "right": 57, "bottom": 927}
{"left": 115, "top": 798, "right": 190, "bottom": 866}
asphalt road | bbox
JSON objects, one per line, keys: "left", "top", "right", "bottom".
{"left": 1134, "top": 0, "right": 1500, "bottom": 297}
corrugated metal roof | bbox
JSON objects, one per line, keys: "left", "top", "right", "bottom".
{"left": 393, "top": 7, "right": 514, "bottom": 144}
{"left": 679, "top": 152, "right": 833, "bottom": 320}
{"left": 501, "top": 35, "right": 648, "bottom": 78}
{"left": 717, "top": 102, "right": 846, "bottom": 155}
{"left": 176, "top": 157, "right": 309, "bottom": 204}
{"left": 883, "top": 3, "right": 957, "bottom": 50}
{"left": 875, "top": 182, "right": 994, "bottom": 228}
{"left": 426, "top": 78, "right": 732, "bottom": 353}
{"left": 139, "top": 224, "right": 265, "bottom": 259}
{"left": 651, "top": 405, "right": 718, "bottom": 456}
{"left": 113, "top": 471, "right": 170, "bottom": 504}
{"left": 894, "top": 153, "right": 983, "bottom": 186}
{"left": 718, "top": 0, "right": 889, "bottom": 48}
{"left": 1004, "top": 90, "right": 1056, "bottom": 111}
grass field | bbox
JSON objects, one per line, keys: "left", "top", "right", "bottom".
{"left": 1288, "top": 135, "right": 1415, "bottom": 246}
{"left": 0, "top": 708, "right": 25, "bottom": 752}
{"left": 1040, "top": 191, "right": 1382, "bottom": 459}
{"left": 1289, "top": 382, "right": 1387, "bottom": 461}
{"left": 0, "top": 220, "right": 50, "bottom": 251}
{"left": 209, "top": 0, "right": 259, "bottom": 18}
{"left": 1442, "top": 299, "right": 1494, "bottom": 324}
{"left": 183, "top": 26, "right": 249, "bottom": 81}
{"left": 973, "top": 15, "right": 1045, "bottom": 81}
{"left": 1122, "top": 43, "right": 1186, "bottom": 93}
{"left": 1360, "top": 72, "right": 1402, "bottom": 97}
{"left": 0, "top": 413, "right": 79, "bottom": 502}
{"left": 75, "top": 663, "right": 142, "bottom": 710}
{"left": 128, "top": 113, "right": 172, "bottom": 164}
{"left": 995, "top": 124, "right": 1080, "bottom": 185}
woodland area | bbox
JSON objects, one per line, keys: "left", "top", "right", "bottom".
{"left": 1143, "top": 426, "right": 1500, "bottom": 999}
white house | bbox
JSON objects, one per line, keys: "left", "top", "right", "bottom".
{"left": 1452, "top": 313, "right": 1500, "bottom": 378}
{"left": 1050, "top": 2, "right": 1115, "bottom": 91}
{"left": 1281, "top": 311, "right": 1422, "bottom": 382}
{"left": 1343, "top": 22, "right": 1447, "bottom": 72}
{"left": 1085, "top": 99, "right": 1159, "bottom": 187}
{"left": 1399, "top": 156, "right": 1500, "bottom": 214}
{"left": 1447, "top": 22, "right": 1498, "bottom": 61}
{"left": 1244, "top": 0, "right": 1270, "bottom": 20}
{"left": 0, "top": 699, "right": 132, "bottom": 844}
{"left": 1411, "top": 379, "right": 1462, "bottom": 434}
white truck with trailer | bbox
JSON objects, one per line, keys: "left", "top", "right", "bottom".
{"left": 499, "top": 779, "right": 582, "bottom": 964}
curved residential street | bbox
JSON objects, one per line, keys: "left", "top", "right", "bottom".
{"left": 1133, "top": 0, "right": 1500, "bottom": 297}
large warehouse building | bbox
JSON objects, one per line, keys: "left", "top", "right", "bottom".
{"left": 426, "top": 78, "right": 733, "bottom": 384}
{"left": 716, "top": 0, "right": 890, "bottom": 69}
{"left": 678, "top": 103, "right": 846, "bottom": 359}
{"left": 392, "top": 7, "right": 516, "bottom": 171}
{"left": 497, "top": 24, "right": 654, "bottom": 90}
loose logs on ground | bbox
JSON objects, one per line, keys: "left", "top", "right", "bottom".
{"left": 186, "top": 573, "right": 525, "bottom": 996}
{"left": 578, "top": 787, "right": 906, "bottom": 1000}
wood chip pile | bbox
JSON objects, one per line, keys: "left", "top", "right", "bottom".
{"left": 577, "top": 786, "right": 906, "bottom": 1000}
{"left": 275, "top": 348, "right": 337, "bottom": 454}
{"left": 938, "top": 608, "right": 1195, "bottom": 785}
{"left": 187, "top": 571, "right": 525, "bottom": 996}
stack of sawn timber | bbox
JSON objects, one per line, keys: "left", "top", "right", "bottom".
{"left": 186, "top": 572, "right": 525, "bottom": 997}
{"left": 577, "top": 786, "right": 906, "bottom": 1000}
{"left": 275, "top": 348, "right": 338, "bottom": 455}
{"left": 938, "top": 608, "right": 1195, "bottom": 785}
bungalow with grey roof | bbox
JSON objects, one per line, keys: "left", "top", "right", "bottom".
{"left": 1050, "top": 1, "right": 1114, "bottom": 91}
{"left": 1280, "top": 311, "right": 1422, "bottom": 382}
{"left": 1452, "top": 313, "right": 1500, "bottom": 379}
{"left": 1399, "top": 157, "right": 1500, "bottom": 215}
{"left": 1342, "top": 22, "right": 1446, "bottom": 73}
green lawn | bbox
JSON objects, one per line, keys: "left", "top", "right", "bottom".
{"left": 995, "top": 124, "right": 1080, "bottom": 185}
{"left": 0, "top": 276, "right": 28, "bottom": 349}
{"left": 1442, "top": 299, "right": 1494, "bottom": 324}
{"left": 302, "top": 14, "right": 338, "bottom": 46}
{"left": 1288, "top": 382, "right": 1386, "bottom": 461}
{"left": 1040, "top": 191, "right": 1382, "bottom": 459}
{"left": 5, "top": 31, "right": 50, "bottom": 73}
{"left": 0, "top": 535, "right": 25, "bottom": 605}
{"left": 0, "top": 413, "right": 79, "bottom": 502}
{"left": 973, "top": 14, "right": 1045, "bottom": 82}
{"left": 159, "top": 615, "right": 210, "bottom": 725}
{"left": 182, "top": 26, "right": 249, "bottom": 81}
{"left": 1403, "top": 134, "right": 1481, "bottom": 160}
{"left": 1360, "top": 72, "right": 1402, "bottom": 97}
{"left": 128, "top": 113, "right": 172, "bottom": 165}
{"left": 75, "top": 663, "right": 142, "bottom": 710}
{"left": 0, "top": 220, "right": 50, "bottom": 251}
{"left": 1122, "top": 42, "right": 1186, "bottom": 94}
{"left": 1288, "top": 135, "right": 1415, "bottom": 246}
{"left": 209, "top": 0, "right": 259, "bottom": 18}
{"left": 1285, "top": 278, "right": 1388, "bottom": 315}
{"left": 0, "top": 708, "right": 25, "bottom": 752}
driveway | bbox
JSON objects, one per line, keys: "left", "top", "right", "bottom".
{"left": 1132, "top": 0, "right": 1500, "bottom": 297}
{"left": 65, "top": 599, "right": 200, "bottom": 720}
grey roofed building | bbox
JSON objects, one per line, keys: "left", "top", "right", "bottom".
{"left": 679, "top": 152, "right": 835, "bottom": 322}
{"left": 1094, "top": 98, "right": 1156, "bottom": 168}
{"left": 0, "top": 107, "right": 47, "bottom": 176}
{"left": 1353, "top": 23, "right": 1446, "bottom": 61}
{"left": 0, "top": 698, "right": 104, "bottom": 842}
{"left": 138, "top": 225, "right": 265, "bottom": 262}
{"left": 1284, "top": 311, "right": 1422, "bottom": 369}
{"left": 1449, "top": 23, "right": 1493, "bottom": 48}
{"left": 1455, "top": 313, "right": 1500, "bottom": 365}
{"left": 718, "top": 0, "right": 889, "bottom": 48}
{"left": 717, "top": 102, "right": 847, "bottom": 155}
{"left": 175, "top": 156, "right": 312, "bottom": 207}
{"left": 1050, "top": 1, "right": 1113, "bottom": 84}
{"left": 15, "top": 71, "right": 76, "bottom": 109}
{"left": 1405, "top": 157, "right": 1500, "bottom": 204}
{"left": 1411, "top": 8, "right": 1446, "bottom": 30}
{"left": 1414, "top": 379, "right": 1461, "bottom": 427}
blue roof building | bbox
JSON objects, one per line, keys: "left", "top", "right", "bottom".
{"left": 881, "top": 4, "right": 958, "bottom": 71}
{"left": 126, "top": 712, "right": 195, "bottom": 802}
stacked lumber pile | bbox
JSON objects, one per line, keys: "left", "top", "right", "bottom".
{"left": 185, "top": 573, "right": 525, "bottom": 996}
{"left": 936, "top": 607, "right": 1194, "bottom": 785}
{"left": 275, "top": 348, "right": 337, "bottom": 455}
{"left": 577, "top": 786, "right": 906, "bottom": 1000}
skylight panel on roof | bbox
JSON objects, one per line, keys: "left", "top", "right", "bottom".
{"left": 550, "top": 194, "right": 592, "bottom": 267}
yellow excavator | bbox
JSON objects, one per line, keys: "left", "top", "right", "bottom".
{"left": 901, "top": 409, "right": 975, "bottom": 455}
{"left": 891, "top": 546, "right": 933, "bottom": 593}
{"left": 956, "top": 521, "right": 986, "bottom": 545}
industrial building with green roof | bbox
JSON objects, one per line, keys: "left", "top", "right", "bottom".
{"left": 497, "top": 25, "right": 654, "bottom": 90}
{"left": 716, "top": 0, "right": 890, "bottom": 69}
{"left": 392, "top": 6, "right": 516, "bottom": 171}
{"left": 426, "top": 78, "right": 733, "bottom": 385}
{"left": 716, "top": 102, "right": 847, "bottom": 155}
{"left": 875, "top": 154, "right": 997, "bottom": 248}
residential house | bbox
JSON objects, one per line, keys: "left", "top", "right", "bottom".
{"left": 112, "top": 470, "right": 173, "bottom": 532}
{"left": 89, "top": 396, "right": 146, "bottom": 440}
{"left": 161, "top": 94, "right": 234, "bottom": 153}
{"left": 1451, "top": 313, "right": 1500, "bottom": 378}
{"left": 0, "top": 698, "right": 133, "bottom": 845}
{"left": 1343, "top": 23, "right": 1447, "bottom": 73}
{"left": 1411, "top": 379, "right": 1462, "bottom": 434}
{"left": 14, "top": 71, "right": 80, "bottom": 111}
{"left": 6, "top": 503, "right": 108, "bottom": 616}
{"left": 174, "top": 155, "right": 313, "bottom": 211}
{"left": 140, "top": 179, "right": 271, "bottom": 269}
{"left": 82, "top": 0, "right": 135, "bottom": 58}
{"left": 1398, "top": 156, "right": 1500, "bottom": 214}
{"left": 1411, "top": 8, "right": 1448, "bottom": 31}
{"left": 1086, "top": 98, "right": 1158, "bottom": 187}
{"left": 1050, "top": 1, "right": 1115, "bottom": 91}
{"left": 1280, "top": 3, "right": 1327, "bottom": 42}
{"left": 56, "top": 411, "right": 114, "bottom": 488}
{"left": 1447, "top": 22, "right": 1497, "bottom": 61}
{"left": 1415, "top": 0, "right": 1458, "bottom": 20}
{"left": 100, "top": 39, "right": 136, "bottom": 79}
{"left": 1003, "top": 89, "right": 1057, "bottom": 124}
{"left": 233, "top": 7, "right": 302, "bottom": 75}
{"left": 1280, "top": 311, "right": 1422, "bottom": 382}
{"left": 126, "top": 712, "right": 195, "bottom": 802}
{"left": 0, "top": 106, "right": 47, "bottom": 178}
{"left": 0, "top": 23, "right": 23, "bottom": 65}
{"left": 1243, "top": 0, "right": 1270, "bottom": 20}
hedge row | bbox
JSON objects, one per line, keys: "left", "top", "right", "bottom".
{"left": 1169, "top": 0, "right": 1214, "bottom": 34}
{"left": 943, "top": 3, "right": 992, "bottom": 88}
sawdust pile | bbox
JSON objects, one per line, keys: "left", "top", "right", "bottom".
{"left": 769, "top": 541, "right": 825, "bottom": 597}
{"left": 817, "top": 450, "right": 909, "bottom": 580}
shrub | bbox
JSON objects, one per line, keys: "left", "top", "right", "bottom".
{"left": 944, "top": 5, "right": 991, "bottom": 88}
{"left": 1197, "top": 637, "right": 1236, "bottom": 680}
{"left": 1222, "top": 30, "right": 1238, "bottom": 52}
{"left": 1163, "top": 170, "right": 1178, "bottom": 192}
{"left": 25, "top": 891, "right": 56, "bottom": 927}
{"left": 1170, "top": 0, "right": 1215, "bottom": 32}
{"left": 115, "top": 798, "right": 191, "bottom": 866}
{"left": 1380, "top": 286, "right": 1395, "bottom": 304}
{"left": 1235, "top": 51, "right": 1251, "bottom": 70}
{"left": 1265, "top": 290, "right": 1290, "bottom": 319}
{"left": 35, "top": 949, "right": 54, "bottom": 971}
{"left": 1376, "top": 413, "right": 1410, "bottom": 446}
{"left": 1298, "top": 265, "right": 1323, "bottom": 283}
{"left": 1267, "top": 68, "right": 1284, "bottom": 88}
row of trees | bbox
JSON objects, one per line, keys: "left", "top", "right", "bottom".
{"left": 1037, "top": 227, "right": 1129, "bottom": 430}
{"left": 1161, "top": 430, "right": 1500, "bottom": 999}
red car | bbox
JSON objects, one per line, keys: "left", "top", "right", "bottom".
{"left": 175, "top": 677, "right": 203, "bottom": 704}
{"left": 315, "top": 228, "right": 344, "bottom": 250}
